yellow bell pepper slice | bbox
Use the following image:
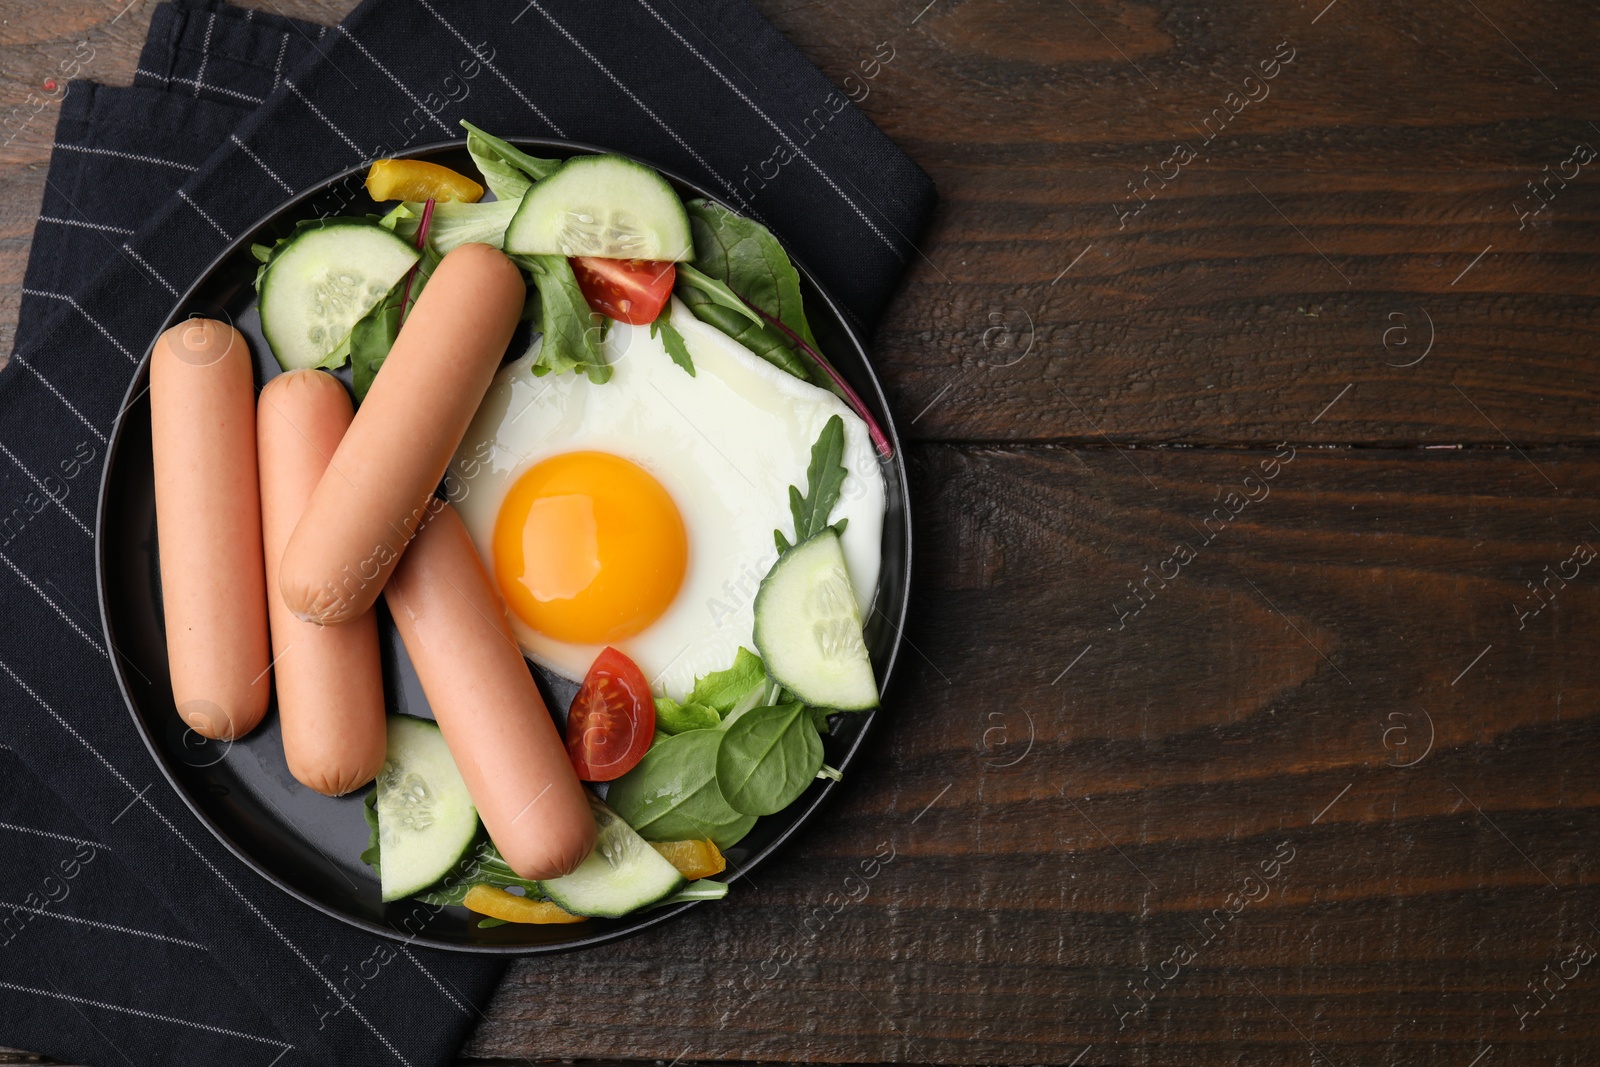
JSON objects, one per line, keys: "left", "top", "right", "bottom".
{"left": 365, "top": 159, "right": 484, "bottom": 204}
{"left": 650, "top": 838, "right": 727, "bottom": 879}
{"left": 462, "top": 884, "right": 587, "bottom": 924}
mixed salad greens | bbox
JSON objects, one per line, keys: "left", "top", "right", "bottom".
{"left": 251, "top": 121, "right": 890, "bottom": 456}
{"left": 249, "top": 122, "right": 886, "bottom": 929}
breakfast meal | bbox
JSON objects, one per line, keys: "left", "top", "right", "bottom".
{"left": 151, "top": 123, "right": 889, "bottom": 926}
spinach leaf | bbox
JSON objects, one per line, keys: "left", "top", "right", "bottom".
{"left": 650, "top": 312, "right": 695, "bottom": 376}
{"left": 349, "top": 244, "right": 442, "bottom": 401}
{"left": 654, "top": 696, "right": 720, "bottom": 735}
{"left": 349, "top": 295, "right": 398, "bottom": 401}
{"left": 715, "top": 702, "right": 824, "bottom": 817}
{"left": 518, "top": 253, "right": 611, "bottom": 384}
{"left": 684, "top": 198, "right": 818, "bottom": 351}
{"left": 688, "top": 647, "right": 768, "bottom": 714}
{"left": 411, "top": 836, "right": 546, "bottom": 907}
{"left": 460, "top": 121, "right": 562, "bottom": 200}
{"left": 776, "top": 415, "right": 848, "bottom": 552}
{"left": 674, "top": 279, "right": 810, "bottom": 380}
{"left": 607, "top": 729, "right": 755, "bottom": 848}
{"left": 359, "top": 794, "right": 544, "bottom": 906}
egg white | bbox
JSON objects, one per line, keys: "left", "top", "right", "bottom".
{"left": 448, "top": 297, "right": 886, "bottom": 702}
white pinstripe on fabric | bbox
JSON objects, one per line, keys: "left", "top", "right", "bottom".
{"left": 193, "top": 12, "right": 217, "bottom": 97}
{"left": 0, "top": 439, "right": 91, "bottom": 536}
{"left": 176, "top": 189, "right": 232, "bottom": 241}
{"left": 20, "top": 289, "right": 138, "bottom": 362}
{"left": 339, "top": 26, "right": 453, "bottom": 136}
{"left": 271, "top": 32, "right": 289, "bottom": 93}
{"left": 0, "top": 900, "right": 209, "bottom": 951}
{"left": 120, "top": 244, "right": 181, "bottom": 297}
{"left": 8, "top": 357, "right": 108, "bottom": 444}
{"left": 632, "top": 0, "right": 900, "bottom": 253}
{"left": 398, "top": 947, "right": 471, "bottom": 1017}
{"left": 51, "top": 142, "right": 199, "bottom": 172}
{"left": 0, "top": 820, "right": 108, "bottom": 852}
{"left": 0, "top": 551, "right": 108, "bottom": 656}
{"left": 412, "top": 0, "right": 568, "bottom": 137}
{"left": 230, "top": 133, "right": 294, "bottom": 194}
{"left": 0, "top": 980, "right": 289, "bottom": 1051}
{"left": 519, "top": 0, "right": 742, "bottom": 204}
{"left": 36, "top": 216, "right": 134, "bottom": 236}
{"left": 285, "top": 80, "right": 366, "bottom": 156}
{"left": 0, "top": 656, "right": 417, "bottom": 1065}
{"left": 137, "top": 70, "right": 266, "bottom": 106}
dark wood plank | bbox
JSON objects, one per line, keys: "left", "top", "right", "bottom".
{"left": 762, "top": 0, "right": 1600, "bottom": 446}
{"left": 441, "top": 444, "right": 1600, "bottom": 1066}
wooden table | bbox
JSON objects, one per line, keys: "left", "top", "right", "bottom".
{"left": 5, "top": 0, "right": 1600, "bottom": 1063}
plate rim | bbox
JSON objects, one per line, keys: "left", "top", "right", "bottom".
{"left": 94, "top": 135, "right": 912, "bottom": 955}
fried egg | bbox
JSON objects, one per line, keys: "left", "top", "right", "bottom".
{"left": 449, "top": 298, "right": 885, "bottom": 701}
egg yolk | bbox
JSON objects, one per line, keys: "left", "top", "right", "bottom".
{"left": 492, "top": 451, "right": 688, "bottom": 645}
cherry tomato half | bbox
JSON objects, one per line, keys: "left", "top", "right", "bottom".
{"left": 565, "top": 646, "right": 656, "bottom": 781}
{"left": 570, "top": 257, "right": 676, "bottom": 326}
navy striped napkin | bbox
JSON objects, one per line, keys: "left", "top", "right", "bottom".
{"left": 0, "top": 1, "right": 934, "bottom": 1065}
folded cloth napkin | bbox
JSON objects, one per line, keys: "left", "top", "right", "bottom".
{"left": 0, "top": 1, "right": 935, "bottom": 1064}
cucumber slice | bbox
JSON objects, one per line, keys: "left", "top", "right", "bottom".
{"left": 753, "top": 529, "right": 880, "bottom": 711}
{"left": 374, "top": 717, "right": 479, "bottom": 902}
{"left": 502, "top": 154, "right": 692, "bottom": 261}
{"left": 258, "top": 219, "right": 421, "bottom": 371}
{"left": 539, "top": 795, "right": 686, "bottom": 918}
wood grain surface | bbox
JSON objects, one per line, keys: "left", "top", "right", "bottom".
{"left": 5, "top": 0, "right": 1600, "bottom": 1065}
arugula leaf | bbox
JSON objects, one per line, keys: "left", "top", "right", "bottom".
{"left": 675, "top": 278, "right": 811, "bottom": 380}
{"left": 650, "top": 312, "right": 695, "bottom": 376}
{"left": 654, "top": 697, "right": 720, "bottom": 735}
{"left": 460, "top": 121, "right": 562, "bottom": 200}
{"left": 688, "top": 647, "right": 768, "bottom": 714}
{"left": 684, "top": 198, "right": 818, "bottom": 351}
{"left": 518, "top": 253, "right": 611, "bottom": 384}
{"left": 776, "top": 415, "right": 848, "bottom": 551}
{"left": 640, "top": 878, "right": 730, "bottom": 910}
{"left": 675, "top": 263, "right": 763, "bottom": 328}
{"left": 715, "top": 702, "right": 824, "bottom": 817}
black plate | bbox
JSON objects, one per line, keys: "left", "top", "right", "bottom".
{"left": 95, "top": 139, "right": 911, "bottom": 954}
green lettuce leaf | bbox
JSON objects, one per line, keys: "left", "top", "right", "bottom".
{"left": 461, "top": 121, "right": 562, "bottom": 200}
{"left": 654, "top": 697, "right": 721, "bottom": 735}
{"left": 688, "top": 647, "right": 769, "bottom": 714}
{"left": 517, "top": 253, "right": 611, "bottom": 384}
{"left": 389, "top": 197, "right": 521, "bottom": 255}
